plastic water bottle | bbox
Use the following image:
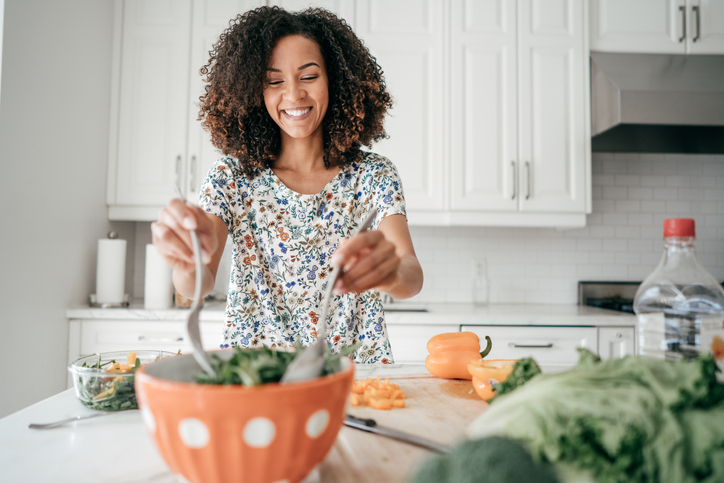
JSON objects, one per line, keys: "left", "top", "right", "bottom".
{"left": 634, "top": 218, "right": 724, "bottom": 371}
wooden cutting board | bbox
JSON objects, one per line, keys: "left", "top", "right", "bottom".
{"left": 304, "top": 373, "right": 489, "bottom": 483}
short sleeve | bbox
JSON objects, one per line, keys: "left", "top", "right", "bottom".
{"left": 367, "top": 154, "right": 407, "bottom": 228}
{"left": 198, "top": 158, "right": 238, "bottom": 231}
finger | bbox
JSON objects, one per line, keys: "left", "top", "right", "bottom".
{"left": 166, "top": 198, "right": 200, "bottom": 230}
{"left": 342, "top": 241, "right": 395, "bottom": 283}
{"left": 336, "top": 253, "right": 400, "bottom": 294}
{"left": 156, "top": 208, "right": 194, "bottom": 258}
{"left": 192, "top": 211, "right": 218, "bottom": 262}
{"left": 151, "top": 220, "right": 194, "bottom": 266}
{"left": 331, "top": 231, "right": 382, "bottom": 268}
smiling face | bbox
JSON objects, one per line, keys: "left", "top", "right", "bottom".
{"left": 263, "top": 35, "right": 329, "bottom": 145}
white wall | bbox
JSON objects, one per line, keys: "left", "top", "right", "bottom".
{"left": 0, "top": 0, "right": 134, "bottom": 418}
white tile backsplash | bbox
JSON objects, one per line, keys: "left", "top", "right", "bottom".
{"left": 130, "top": 153, "right": 724, "bottom": 305}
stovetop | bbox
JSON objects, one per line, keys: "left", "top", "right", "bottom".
{"left": 578, "top": 281, "right": 640, "bottom": 314}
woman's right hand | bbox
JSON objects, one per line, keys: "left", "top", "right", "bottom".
{"left": 150, "top": 199, "right": 219, "bottom": 273}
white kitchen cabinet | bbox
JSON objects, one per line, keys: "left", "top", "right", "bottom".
{"left": 598, "top": 326, "right": 635, "bottom": 359}
{"left": 462, "top": 325, "right": 598, "bottom": 373}
{"left": 357, "top": 0, "right": 590, "bottom": 227}
{"left": 590, "top": 0, "right": 724, "bottom": 54}
{"left": 450, "top": 0, "right": 588, "bottom": 219}
{"left": 354, "top": 0, "right": 447, "bottom": 212}
{"left": 107, "top": 0, "right": 351, "bottom": 221}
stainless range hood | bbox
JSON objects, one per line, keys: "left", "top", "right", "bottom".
{"left": 591, "top": 52, "right": 724, "bottom": 153}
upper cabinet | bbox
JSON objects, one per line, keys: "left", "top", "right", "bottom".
{"left": 108, "top": 0, "right": 591, "bottom": 227}
{"left": 449, "top": 0, "right": 588, "bottom": 220}
{"left": 354, "top": 0, "right": 446, "bottom": 213}
{"left": 590, "top": 0, "right": 724, "bottom": 54}
{"left": 357, "top": 0, "right": 590, "bottom": 227}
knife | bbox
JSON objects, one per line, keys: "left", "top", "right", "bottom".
{"left": 344, "top": 414, "right": 451, "bottom": 454}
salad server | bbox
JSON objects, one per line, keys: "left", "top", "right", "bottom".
{"left": 281, "top": 208, "right": 378, "bottom": 383}
{"left": 174, "top": 181, "right": 216, "bottom": 377}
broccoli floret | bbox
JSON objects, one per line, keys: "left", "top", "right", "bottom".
{"left": 406, "top": 436, "right": 559, "bottom": 483}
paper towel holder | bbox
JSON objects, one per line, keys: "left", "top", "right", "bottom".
{"left": 89, "top": 293, "right": 130, "bottom": 308}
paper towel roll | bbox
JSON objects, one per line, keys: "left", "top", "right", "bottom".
{"left": 144, "top": 244, "right": 173, "bottom": 310}
{"left": 96, "top": 238, "right": 127, "bottom": 304}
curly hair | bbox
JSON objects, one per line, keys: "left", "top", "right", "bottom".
{"left": 198, "top": 6, "right": 393, "bottom": 177}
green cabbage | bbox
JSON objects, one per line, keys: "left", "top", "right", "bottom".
{"left": 467, "top": 350, "right": 724, "bottom": 483}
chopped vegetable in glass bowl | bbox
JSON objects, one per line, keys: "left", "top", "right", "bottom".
{"left": 68, "top": 350, "right": 177, "bottom": 411}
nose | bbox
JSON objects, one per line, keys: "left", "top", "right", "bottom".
{"left": 283, "top": 79, "right": 305, "bottom": 102}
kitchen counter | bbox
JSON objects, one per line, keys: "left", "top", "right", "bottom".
{"left": 0, "top": 364, "right": 482, "bottom": 483}
{"left": 67, "top": 300, "right": 635, "bottom": 327}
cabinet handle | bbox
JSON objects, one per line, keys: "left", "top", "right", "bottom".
{"left": 525, "top": 161, "right": 531, "bottom": 200}
{"left": 692, "top": 5, "right": 700, "bottom": 42}
{"left": 189, "top": 155, "right": 197, "bottom": 194}
{"left": 679, "top": 5, "right": 687, "bottom": 42}
{"left": 138, "top": 335, "right": 184, "bottom": 343}
{"left": 508, "top": 342, "right": 553, "bottom": 349}
{"left": 511, "top": 161, "right": 517, "bottom": 200}
{"left": 174, "top": 155, "right": 183, "bottom": 198}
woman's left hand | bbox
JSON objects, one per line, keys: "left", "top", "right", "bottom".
{"left": 330, "top": 230, "right": 401, "bottom": 295}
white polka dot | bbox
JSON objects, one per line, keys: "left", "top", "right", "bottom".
{"left": 178, "top": 418, "right": 209, "bottom": 449}
{"left": 141, "top": 407, "right": 156, "bottom": 434}
{"left": 243, "top": 417, "right": 276, "bottom": 448}
{"left": 305, "top": 409, "right": 329, "bottom": 439}
{"left": 174, "top": 474, "right": 192, "bottom": 483}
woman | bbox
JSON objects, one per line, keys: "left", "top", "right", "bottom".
{"left": 151, "top": 7, "right": 423, "bottom": 363}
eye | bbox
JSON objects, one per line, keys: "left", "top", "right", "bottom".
{"left": 302, "top": 75, "right": 319, "bottom": 81}
{"left": 266, "top": 79, "right": 283, "bottom": 86}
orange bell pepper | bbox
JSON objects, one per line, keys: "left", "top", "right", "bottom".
{"left": 467, "top": 359, "right": 517, "bottom": 401}
{"left": 425, "top": 332, "right": 492, "bottom": 380}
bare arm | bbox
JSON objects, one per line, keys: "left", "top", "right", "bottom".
{"left": 151, "top": 200, "right": 229, "bottom": 299}
{"left": 331, "top": 214, "right": 423, "bottom": 299}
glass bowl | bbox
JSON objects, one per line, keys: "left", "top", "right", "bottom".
{"left": 68, "top": 350, "right": 177, "bottom": 411}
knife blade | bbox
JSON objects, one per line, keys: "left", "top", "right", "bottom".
{"left": 344, "top": 414, "right": 451, "bottom": 454}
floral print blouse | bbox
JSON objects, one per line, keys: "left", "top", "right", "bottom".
{"left": 198, "top": 151, "right": 407, "bottom": 364}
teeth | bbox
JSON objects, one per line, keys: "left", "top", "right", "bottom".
{"left": 284, "top": 108, "right": 310, "bottom": 117}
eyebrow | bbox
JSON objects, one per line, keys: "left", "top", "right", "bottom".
{"left": 266, "top": 62, "right": 320, "bottom": 72}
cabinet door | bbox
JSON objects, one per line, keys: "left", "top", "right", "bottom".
{"left": 186, "top": 0, "right": 263, "bottom": 204}
{"left": 517, "top": 0, "right": 587, "bottom": 213}
{"left": 590, "top": 0, "right": 686, "bottom": 54}
{"left": 269, "top": 0, "right": 355, "bottom": 21}
{"left": 450, "top": 0, "right": 518, "bottom": 212}
{"left": 78, "top": 320, "right": 223, "bottom": 355}
{"left": 355, "top": 0, "right": 446, "bottom": 212}
{"left": 688, "top": 0, "right": 724, "bottom": 54}
{"left": 461, "top": 325, "right": 597, "bottom": 372}
{"left": 598, "top": 327, "right": 635, "bottom": 359}
{"left": 113, "top": 0, "right": 193, "bottom": 207}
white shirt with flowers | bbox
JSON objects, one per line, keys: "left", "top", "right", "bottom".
{"left": 198, "top": 151, "right": 407, "bottom": 364}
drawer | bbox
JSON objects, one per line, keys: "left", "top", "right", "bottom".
{"left": 387, "top": 324, "right": 458, "bottom": 364}
{"left": 78, "top": 320, "right": 223, "bottom": 356}
{"left": 461, "top": 326, "right": 598, "bottom": 372}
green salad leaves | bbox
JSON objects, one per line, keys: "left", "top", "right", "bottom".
{"left": 467, "top": 349, "right": 724, "bottom": 483}
{"left": 195, "top": 343, "right": 359, "bottom": 386}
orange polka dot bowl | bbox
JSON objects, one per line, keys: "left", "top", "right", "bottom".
{"left": 135, "top": 350, "right": 354, "bottom": 483}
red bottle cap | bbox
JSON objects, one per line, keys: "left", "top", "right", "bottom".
{"left": 663, "top": 218, "right": 695, "bottom": 238}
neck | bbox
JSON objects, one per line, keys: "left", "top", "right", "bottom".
{"left": 275, "top": 130, "right": 328, "bottom": 172}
